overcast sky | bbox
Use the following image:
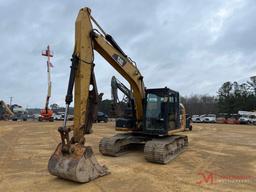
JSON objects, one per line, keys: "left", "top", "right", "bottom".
{"left": 0, "top": 0, "right": 256, "bottom": 107}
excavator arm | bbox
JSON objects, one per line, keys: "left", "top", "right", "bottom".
{"left": 111, "top": 76, "right": 133, "bottom": 118}
{"left": 111, "top": 76, "right": 132, "bottom": 104}
{"left": 67, "top": 8, "right": 145, "bottom": 142}
{"left": 48, "top": 7, "right": 145, "bottom": 183}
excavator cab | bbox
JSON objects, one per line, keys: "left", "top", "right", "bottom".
{"left": 144, "top": 88, "right": 180, "bottom": 136}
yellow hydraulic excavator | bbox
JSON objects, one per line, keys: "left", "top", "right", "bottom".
{"left": 48, "top": 7, "right": 190, "bottom": 183}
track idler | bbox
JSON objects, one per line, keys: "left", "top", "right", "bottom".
{"left": 48, "top": 143, "right": 109, "bottom": 183}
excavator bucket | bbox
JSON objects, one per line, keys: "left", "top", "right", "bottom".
{"left": 48, "top": 143, "right": 109, "bottom": 183}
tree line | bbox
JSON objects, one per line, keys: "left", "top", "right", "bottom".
{"left": 180, "top": 95, "right": 218, "bottom": 115}
{"left": 182, "top": 78, "right": 256, "bottom": 115}
{"left": 217, "top": 78, "right": 256, "bottom": 114}
{"left": 30, "top": 78, "right": 255, "bottom": 117}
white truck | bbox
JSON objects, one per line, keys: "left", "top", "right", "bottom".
{"left": 191, "top": 115, "right": 201, "bottom": 123}
{"left": 201, "top": 114, "right": 216, "bottom": 123}
{"left": 192, "top": 114, "right": 217, "bottom": 123}
{"left": 11, "top": 105, "right": 28, "bottom": 121}
{"left": 238, "top": 111, "right": 256, "bottom": 124}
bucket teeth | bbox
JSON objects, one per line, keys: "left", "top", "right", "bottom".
{"left": 48, "top": 143, "right": 109, "bottom": 183}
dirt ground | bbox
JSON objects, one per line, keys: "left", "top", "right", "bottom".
{"left": 0, "top": 121, "right": 255, "bottom": 192}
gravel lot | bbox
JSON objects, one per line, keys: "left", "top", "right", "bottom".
{"left": 0, "top": 121, "right": 255, "bottom": 192}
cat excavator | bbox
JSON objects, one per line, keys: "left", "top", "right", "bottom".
{"left": 48, "top": 7, "right": 189, "bottom": 183}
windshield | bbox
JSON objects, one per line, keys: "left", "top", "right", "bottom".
{"left": 145, "top": 93, "right": 165, "bottom": 130}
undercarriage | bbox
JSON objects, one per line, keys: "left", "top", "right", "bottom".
{"left": 99, "top": 133, "right": 188, "bottom": 164}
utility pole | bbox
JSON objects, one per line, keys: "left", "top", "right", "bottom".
{"left": 9, "top": 96, "right": 13, "bottom": 106}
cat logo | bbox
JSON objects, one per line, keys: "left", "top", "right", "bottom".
{"left": 112, "top": 54, "right": 126, "bottom": 66}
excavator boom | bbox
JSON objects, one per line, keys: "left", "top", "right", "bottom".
{"left": 72, "top": 7, "right": 145, "bottom": 141}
